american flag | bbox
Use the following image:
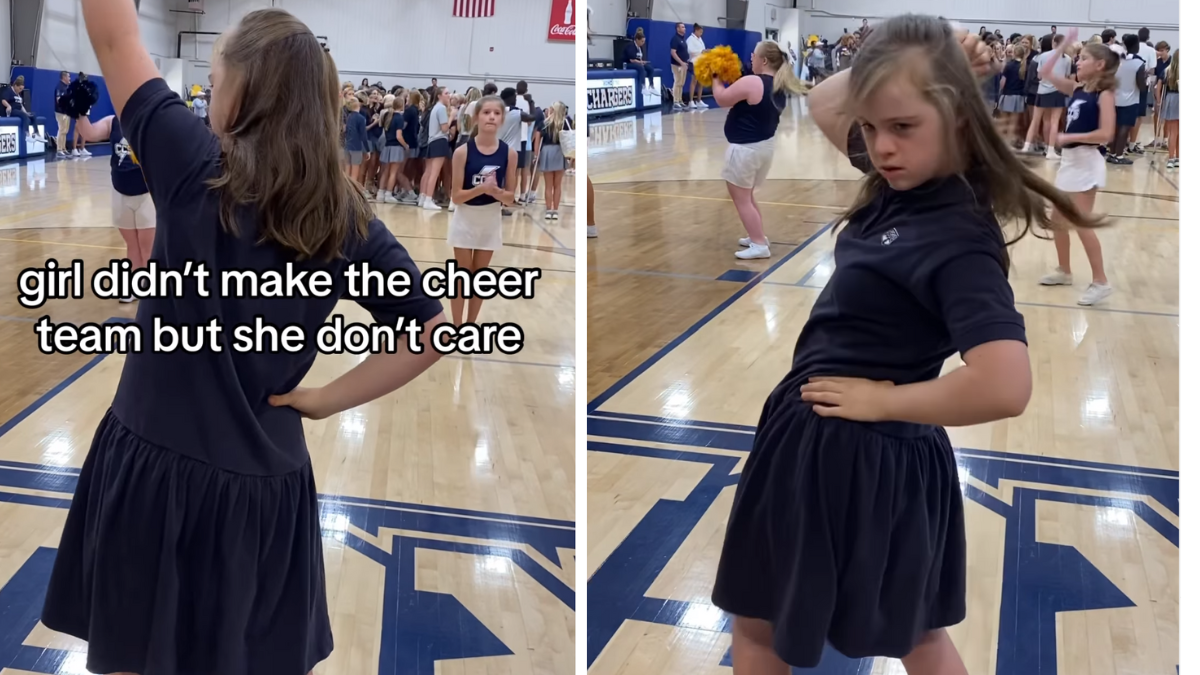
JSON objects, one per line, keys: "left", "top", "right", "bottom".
{"left": 453, "top": 0, "right": 494, "bottom": 17}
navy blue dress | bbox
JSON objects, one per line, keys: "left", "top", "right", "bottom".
{"left": 41, "top": 78, "right": 443, "bottom": 675}
{"left": 712, "top": 162, "right": 1026, "bottom": 665}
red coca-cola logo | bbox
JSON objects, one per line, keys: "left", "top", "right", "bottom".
{"left": 547, "top": 0, "right": 575, "bottom": 41}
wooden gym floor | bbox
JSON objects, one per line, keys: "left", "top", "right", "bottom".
{"left": 586, "top": 103, "right": 1178, "bottom": 674}
{"left": 0, "top": 152, "right": 576, "bottom": 675}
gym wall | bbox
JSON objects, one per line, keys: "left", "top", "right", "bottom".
{"left": 177, "top": 0, "right": 576, "bottom": 110}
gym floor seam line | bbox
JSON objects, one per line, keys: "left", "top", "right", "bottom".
{"left": 0, "top": 237, "right": 576, "bottom": 274}
{"left": 587, "top": 221, "right": 837, "bottom": 412}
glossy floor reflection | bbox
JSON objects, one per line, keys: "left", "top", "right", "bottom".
{"left": 0, "top": 151, "right": 576, "bottom": 675}
{"left": 586, "top": 105, "right": 1178, "bottom": 674}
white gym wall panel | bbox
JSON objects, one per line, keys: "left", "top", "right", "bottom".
{"left": 37, "top": 0, "right": 177, "bottom": 74}
{"left": 177, "top": 0, "right": 575, "bottom": 109}
{"left": 802, "top": 0, "right": 1178, "bottom": 48}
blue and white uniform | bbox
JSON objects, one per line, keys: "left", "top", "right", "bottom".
{"left": 1056, "top": 87, "right": 1107, "bottom": 192}
{"left": 447, "top": 138, "right": 510, "bottom": 250}
{"left": 109, "top": 115, "right": 156, "bottom": 230}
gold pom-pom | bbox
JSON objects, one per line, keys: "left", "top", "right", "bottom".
{"left": 694, "top": 46, "right": 743, "bottom": 87}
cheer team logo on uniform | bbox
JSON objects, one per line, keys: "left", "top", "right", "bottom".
{"left": 472, "top": 166, "right": 501, "bottom": 186}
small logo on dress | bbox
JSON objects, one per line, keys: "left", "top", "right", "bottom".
{"left": 881, "top": 228, "right": 899, "bottom": 245}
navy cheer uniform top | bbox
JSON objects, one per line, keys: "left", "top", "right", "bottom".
{"left": 724, "top": 75, "right": 786, "bottom": 144}
{"left": 109, "top": 115, "right": 149, "bottom": 196}
{"left": 365, "top": 104, "right": 383, "bottom": 143}
{"left": 1001, "top": 60, "right": 1025, "bottom": 95}
{"left": 1064, "top": 87, "right": 1101, "bottom": 149}
{"left": 462, "top": 138, "right": 510, "bottom": 206}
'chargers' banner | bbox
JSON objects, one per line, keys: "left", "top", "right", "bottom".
{"left": 587, "top": 78, "right": 635, "bottom": 114}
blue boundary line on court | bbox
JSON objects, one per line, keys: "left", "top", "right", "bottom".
{"left": 587, "top": 221, "right": 836, "bottom": 412}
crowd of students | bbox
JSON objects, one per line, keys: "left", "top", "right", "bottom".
{"left": 339, "top": 79, "right": 574, "bottom": 218}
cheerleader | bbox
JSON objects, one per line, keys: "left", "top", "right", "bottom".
{"left": 720, "top": 18, "right": 1102, "bottom": 672}
{"left": 73, "top": 112, "right": 154, "bottom": 303}
{"left": 713, "top": 40, "right": 804, "bottom": 259}
{"left": 1037, "top": 30, "right": 1119, "bottom": 306}
{"left": 42, "top": 5, "right": 446, "bottom": 675}
{"left": 537, "top": 101, "right": 569, "bottom": 219}
{"left": 448, "top": 95, "right": 517, "bottom": 324}
{"left": 420, "top": 87, "right": 451, "bottom": 211}
{"left": 997, "top": 44, "right": 1029, "bottom": 144}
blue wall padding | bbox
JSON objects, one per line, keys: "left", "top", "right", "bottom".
{"left": 8, "top": 67, "right": 115, "bottom": 142}
{"left": 625, "top": 19, "right": 762, "bottom": 93}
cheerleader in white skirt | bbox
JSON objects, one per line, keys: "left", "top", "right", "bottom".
{"left": 448, "top": 95, "right": 517, "bottom": 324}
{"left": 1037, "top": 32, "right": 1119, "bottom": 306}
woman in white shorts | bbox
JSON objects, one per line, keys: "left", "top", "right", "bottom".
{"left": 76, "top": 114, "right": 155, "bottom": 303}
{"left": 448, "top": 95, "right": 516, "bottom": 324}
{"left": 711, "top": 41, "right": 803, "bottom": 259}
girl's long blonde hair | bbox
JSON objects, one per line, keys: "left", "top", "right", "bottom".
{"left": 1167, "top": 48, "right": 1180, "bottom": 90}
{"left": 841, "top": 14, "right": 1104, "bottom": 271}
{"left": 1013, "top": 44, "right": 1029, "bottom": 79}
{"left": 755, "top": 40, "right": 805, "bottom": 96}
{"left": 460, "top": 86, "right": 484, "bottom": 136}
{"left": 409, "top": 89, "right": 427, "bottom": 112}
{"left": 544, "top": 101, "right": 568, "bottom": 141}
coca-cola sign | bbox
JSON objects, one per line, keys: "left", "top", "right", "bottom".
{"left": 547, "top": 0, "right": 575, "bottom": 41}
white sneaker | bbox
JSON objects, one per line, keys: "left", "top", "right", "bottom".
{"left": 551, "top": 211, "right": 559, "bottom": 220}
{"left": 71, "top": 149, "right": 81, "bottom": 158}
{"left": 1046, "top": 148, "right": 1061, "bottom": 160}
{"left": 587, "top": 225, "right": 598, "bottom": 238}
{"left": 1078, "top": 283, "right": 1113, "bottom": 306}
{"left": 80, "top": 148, "right": 92, "bottom": 157}
{"left": 526, "top": 191, "right": 537, "bottom": 203}
{"left": 423, "top": 197, "right": 441, "bottom": 211}
{"left": 673, "top": 103, "right": 684, "bottom": 111}
{"left": 1039, "top": 268, "right": 1073, "bottom": 286}
{"left": 384, "top": 193, "right": 401, "bottom": 204}
{"left": 738, "top": 236, "right": 769, "bottom": 247}
{"left": 56, "top": 151, "right": 67, "bottom": 159}
{"left": 735, "top": 242, "right": 771, "bottom": 259}
{"left": 543, "top": 211, "right": 553, "bottom": 220}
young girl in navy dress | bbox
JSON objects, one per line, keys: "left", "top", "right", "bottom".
{"left": 41, "top": 6, "right": 447, "bottom": 675}
{"left": 1036, "top": 31, "right": 1119, "bottom": 306}
{"left": 447, "top": 95, "right": 516, "bottom": 325}
{"left": 713, "top": 40, "right": 804, "bottom": 261}
{"left": 716, "top": 17, "right": 1103, "bottom": 673}
{"left": 74, "top": 112, "right": 155, "bottom": 304}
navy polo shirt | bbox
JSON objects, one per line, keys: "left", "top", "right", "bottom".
{"left": 671, "top": 34, "right": 689, "bottom": 65}
{"left": 787, "top": 135, "right": 1026, "bottom": 390}
{"left": 112, "top": 78, "right": 443, "bottom": 475}
{"left": 55, "top": 82, "right": 71, "bottom": 114}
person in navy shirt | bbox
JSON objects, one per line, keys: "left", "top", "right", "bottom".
{"left": 669, "top": 22, "right": 692, "bottom": 110}
{"left": 448, "top": 95, "right": 516, "bottom": 324}
{"left": 53, "top": 71, "right": 80, "bottom": 159}
{"left": 343, "top": 96, "right": 368, "bottom": 184}
{"left": 401, "top": 90, "right": 424, "bottom": 203}
{"left": 1, "top": 75, "right": 40, "bottom": 140}
{"left": 40, "top": 7, "right": 446, "bottom": 675}
{"left": 718, "top": 19, "right": 1102, "bottom": 672}
{"left": 73, "top": 110, "right": 156, "bottom": 303}
{"left": 623, "top": 28, "right": 655, "bottom": 96}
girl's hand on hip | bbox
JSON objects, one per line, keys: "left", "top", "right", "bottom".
{"left": 800, "top": 376, "right": 896, "bottom": 421}
{"left": 269, "top": 386, "right": 335, "bottom": 420}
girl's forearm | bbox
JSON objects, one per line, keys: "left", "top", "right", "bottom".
{"left": 453, "top": 184, "right": 493, "bottom": 203}
{"left": 318, "top": 315, "right": 447, "bottom": 415}
{"left": 879, "top": 362, "right": 1030, "bottom": 427}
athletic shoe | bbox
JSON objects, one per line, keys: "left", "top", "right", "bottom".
{"left": 735, "top": 242, "right": 771, "bottom": 259}
{"left": 1107, "top": 154, "right": 1133, "bottom": 165}
{"left": 422, "top": 197, "right": 441, "bottom": 211}
{"left": 543, "top": 211, "right": 553, "bottom": 220}
{"left": 71, "top": 149, "right": 81, "bottom": 158}
{"left": 80, "top": 148, "right": 92, "bottom": 157}
{"left": 1129, "top": 143, "right": 1145, "bottom": 155}
{"left": 525, "top": 191, "right": 537, "bottom": 203}
{"left": 502, "top": 208, "right": 513, "bottom": 216}
{"left": 1077, "top": 283, "right": 1113, "bottom": 306}
{"left": 738, "top": 236, "right": 769, "bottom": 247}
{"left": 550, "top": 211, "right": 559, "bottom": 220}
{"left": 383, "top": 193, "right": 402, "bottom": 204}
{"left": 1045, "top": 148, "right": 1061, "bottom": 160}
{"left": 1039, "top": 268, "right": 1073, "bottom": 286}
{"left": 673, "top": 103, "right": 684, "bottom": 111}
{"left": 400, "top": 192, "right": 420, "bottom": 204}
{"left": 56, "top": 151, "right": 67, "bottom": 159}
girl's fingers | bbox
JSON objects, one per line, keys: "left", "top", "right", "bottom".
{"left": 801, "top": 391, "right": 840, "bottom": 405}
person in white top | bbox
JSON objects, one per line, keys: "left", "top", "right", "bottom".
{"left": 1102, "top": 29, "right": 1125, "bottom": 55}
{"left": 1132, "top": 27, "right": 1157, "bottom": 154}
{"left": 686, "top": 24, "right": 707, "bottom": 110}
